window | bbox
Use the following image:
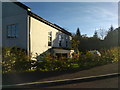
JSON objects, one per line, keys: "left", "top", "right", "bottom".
{"left": 59, "top": 35, "right": 62, "bottom": 47}
{"left": 66, "top": 41, "right": 68, "bottom": 47}
{"left": 66, "top": 36, "right": 68, "bottom": 47}
{"left": 7, "top": 24, "right": 18, "bottom": 38}
{"left": 66, "top": 36, "right": 68, "bottom": 40}
{"left": 59, "top": 35, "right": 62, "bottom": 41}
{"left": 48, "top": 31, "right": 52, "bottom": 46}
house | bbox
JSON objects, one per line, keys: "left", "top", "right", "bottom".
{"left": 2, "top": 2, "right": 73, "bottom": 59}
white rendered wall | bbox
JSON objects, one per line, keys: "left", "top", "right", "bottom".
{"left": 30, "top": 16, "right": 71, "bottom": 56}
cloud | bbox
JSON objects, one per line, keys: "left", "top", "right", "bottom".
{"left": 85, "top": 5, "right": 117, "bottom": 20}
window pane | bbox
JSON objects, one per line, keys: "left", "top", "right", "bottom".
{"left": 48, "top": 31, "right": 52, "bottom": 46}
{"left": 50, "top": 37, "right": 52, "bottom": 41}
{"left": 66, "top": 41, "right": 68, "bottom": 47}
{"left": 7, "top": 29, "right": 11, "bottom": 37}
{"left": 48, "top": 36, "right": 50, "bottom": 41}
{"left": 59, "top": 41, "right": 62, "bottom": 47}
{"left": 66, "top": 36, "right": 68, "bottom": 40}
{"left": 7, "top": 24, "right": 17, "bottom": 38}
{"left": 7, "top": 25, "right": 11, "bottom": 37}
{"left": 59, "top": 35, "right": 61, "bottom": 40}
{"left": 11, "top": 29, "right": 14, "bottom": 37}
{"left": 12, "top": 25, "right": 16, "bottom": 37}
{"left": 48, "top": 41, "right": 52, "bottom": 46}
{"left": 15, "top": 24, "right": 18, "bottom": 37}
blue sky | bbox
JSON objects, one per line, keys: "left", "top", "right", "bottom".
{"left": 22, "top": 2, "right": 118, "bottom": 37}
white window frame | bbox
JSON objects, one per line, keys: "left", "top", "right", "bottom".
{"left": 59, "top": 35, "right": 62, "bottom": 47}
{"left": 48, "top": 31, "right": 52, "bottom": 46}
{"left": 7, "top": 24, "right": 18, "bottom": 38}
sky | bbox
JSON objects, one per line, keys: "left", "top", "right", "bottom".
{"left": 20, "top": 2, "right": 118, "bottom": 37}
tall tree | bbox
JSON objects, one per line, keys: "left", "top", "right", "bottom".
{"left": 76, "top": 28, "right": 81, "bottom": 37}
{"left": 71, "top": 28, "right": 81, "bottom": 53}
{"left": 104, "top": 26, "right": 119, "bottom": 48}
{"left": 93, "top": 30, "right": 98, "bottom": 38}
{"left": 109, "top": 25, "right": 114, "bottom": 31}
{"left": 97, "top": 28, "right": 107, "bottom": 40}
{"left": 71, "top": 34, "right": 80, "bottom": 53}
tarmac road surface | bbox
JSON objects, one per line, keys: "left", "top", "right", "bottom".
{"left": 48, "top": 77, "right": 119, "bottom": 88}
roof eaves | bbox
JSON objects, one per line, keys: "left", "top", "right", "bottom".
{"left": 13, "top": 2, "right": 30, "bottom": 11}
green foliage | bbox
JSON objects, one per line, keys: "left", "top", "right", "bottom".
{"left": 72, "top": 26, "right": 119, "bottom": 53}
{"left": 71, "top": 35, "right": 80, "bottom": 53}
{"left": 2, "top": 47, "right": 119, "bottom": 73}
{"left": 104, "top": 27, "right": 119, "bottom": 49}
{"left": 93, "top": 30, "right": 98, "bottom": 38}
{"left": 2, "top": 47, "right": 32, "bottom": 73}
{"left": 78, "top": 52, "right": 101, "bottom": 68}
{"left": 76, "top": 28, "right": 81, "bottom": 36}
{"left": 34, "top": 47, "right": 119, "bottom": 72}
{"left": 35, "top": 53, "right": 74, "bottom": 71}
{"left": 102, "top": 47, "right": 119, "bottom": 63}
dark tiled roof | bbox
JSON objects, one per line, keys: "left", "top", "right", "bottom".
{"left": 13, "top": 2, "right": 30, "bottom": 10}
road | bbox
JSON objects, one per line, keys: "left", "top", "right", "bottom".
{"left": 48, "top": 77, "right": 119, "bottom": 88}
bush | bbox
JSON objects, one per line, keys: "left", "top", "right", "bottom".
{"left": 30, "top": 47, "right": 120, "bottom": 72}
{"left": 108, "top": 47, "right": 120, "bottom": 62}
{"left": 35, "top": 53, "right": 72, "bottom": 71}
{"left": 2, "top": 46, "right": 119, "bottom": 73}
{"left": 100, "top": 47, "right": 119, "bottom": 64}
{"left": 78, "top": 52, "right": 101, "bottom": 68}
{"left": 2, "top": 47, "right": 32, "bottom": 73}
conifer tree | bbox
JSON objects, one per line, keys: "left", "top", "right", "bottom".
{"left": 93, "top": 30, "right": 98, "bottom": 38}
{"left": 76, "top": 28, "right": 81, "bottom": 37}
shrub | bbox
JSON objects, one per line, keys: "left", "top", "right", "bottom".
{"left": 100, "top": 47, "right": 119, "bottom": 64}
{"left": 2, "top": 46, "right": 119, "bottom": 73}
{"left": 2, "top": 47, "right": 32, "bottom": 73}
{"left": 108, "top": 47, "right": 120, "bottom": 62}
{"left": 35, "top": 52, "right": 81, "bottom": 71}
{"left": 78, "top": 52, "right": 100, "bottom": 68}
{"left": 35, "top": 47, "right": 119, "bottom": 71}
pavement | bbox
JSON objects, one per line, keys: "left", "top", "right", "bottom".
{"left": 2, "top": 61, "right": 119, "bottom": 88}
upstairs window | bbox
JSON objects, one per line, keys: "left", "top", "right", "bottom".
{"left": 66, "top": 36, "right": 68, "bottom": 40}
{"left": 66, "top": 41, "right": 68, "bottom": 47}
{"left": 7, "top": 24, "right": 18, "bottom": 38}
{"left": 59, "top": 35, "right": 62, "bottom": 47}
{"left": 59, "top": 35, "right": 62, "bottom": 41}
{"left": 48, "top": 31, "right": 52, "bottom": 46}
